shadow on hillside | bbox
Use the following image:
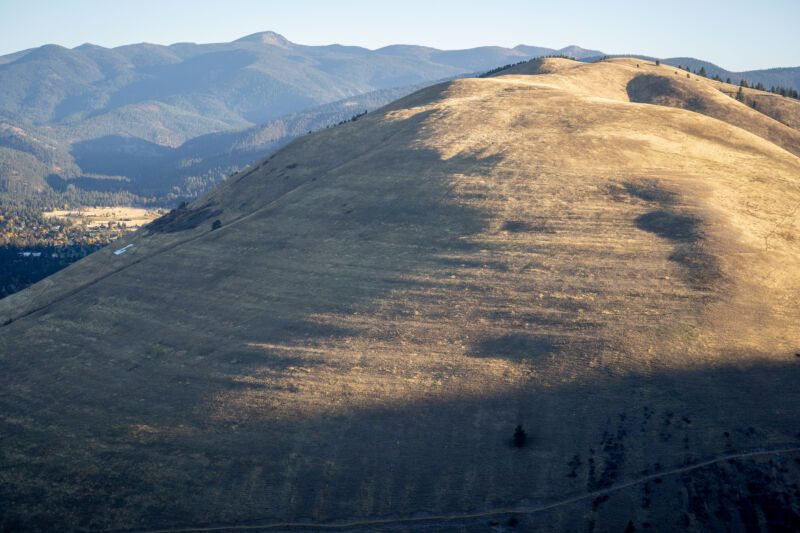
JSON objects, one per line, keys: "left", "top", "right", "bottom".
{"left": 635, "top": 210, "right": 722, "bottom": 291}
{"left": 4, "top": 349, "right": 800, "bottom": 531}
{"left": 626, "top": 74, "right": 706, "bottom": 112}
{"left": 469, "top": 333, "right": 558, "bottom": 360}
{"left": 70, "top": 135, "right": 172, "bottom": 183}
{"left": 46, "top": 173, "right": 132, "bottom": 193}
{"left": 468, "top": 333, "right": 610, "bottom": 361}
{"left": 635, "top": 210, "right": 700, "bottom": 242}
{"left": 144, "top": 202, "right": 221, "bottom": 234}
{"left": 617, "top": 179, "right": 722, "bottom": 291}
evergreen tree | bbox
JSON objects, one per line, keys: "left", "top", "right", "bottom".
{"left": 513, "top": 425, "right": 527, "bottom": 448}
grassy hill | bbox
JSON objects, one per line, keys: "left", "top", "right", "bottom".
{"left": 1, "top": 57, "right": 800, "bottom": 531}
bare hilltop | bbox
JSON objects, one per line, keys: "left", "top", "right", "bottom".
{"left": 1, "top": 57, "right": 800, "bottom": 531}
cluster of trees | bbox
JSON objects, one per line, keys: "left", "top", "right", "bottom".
{"left": 767, "top": 85, "right": 799, "bottom": 99}
{"left": 0, "top": 182, "right": 156, "bottom": 212}
{"left": 331, "top": 110, "right": 368, "bottom": 127}
{"left": 0, "top": 244, "right": 101, "bottom": 298}
{"left": 732, "top": 78, "right": 799, "bottom": 99}
{"left": 0, "top": 206, "right": 126, "bottom": 249}
{"left": 479, "top": 61, "right": 527, "bottom": 77}
{"left": 674, "top": 65, "right": 799, "bottom": 100}
{"left": 0, "top": 204, "right": 136, "bottom": 298}
{"left": 677, "top": 65, "right": 713, "bottom": 79}
{"left": 479, "top": 55, "right": 578, "bottom": 78}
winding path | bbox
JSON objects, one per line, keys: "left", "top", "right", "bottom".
{"left": 120, "top": 444, "right": 800, "bottom": 533}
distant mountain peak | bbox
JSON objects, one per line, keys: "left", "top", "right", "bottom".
{"left": 235, "top": 31, "right": 292, "bottom": 48}
{"left": 556, "top": 45, "right": 604, "bottom": 59}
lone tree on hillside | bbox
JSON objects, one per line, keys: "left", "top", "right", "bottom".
{"left": 513, "top": 425, "right": 527, "bottom": 448}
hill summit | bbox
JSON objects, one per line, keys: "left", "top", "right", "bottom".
{"left": 1, "top": 58, "right": 800, "bottom": 531}
{"left": 235, "top": 30, "right": 293, "bottom": 47}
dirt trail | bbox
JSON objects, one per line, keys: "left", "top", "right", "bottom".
{"left": 124, "top": 445, "right": 800, "bottom": 533}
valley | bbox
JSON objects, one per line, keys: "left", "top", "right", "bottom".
{"left": 42, "top": 206, "right": 164, "bottom": 231}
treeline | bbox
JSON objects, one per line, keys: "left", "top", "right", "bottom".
{"left": 766, "top": 85, "right": 799, "bottom": 99}
{"left": 479, "top": 55, "right": 578, "bottom": 78}
{"left": 479, "top": 61, "right": 528, "bottom": 77}
{"left": 0, "top": 186, "right": 158, "bottom": 213}
{"left": 675, "top": 64, "right": 799, "bottom": 100}
{"left": 0, "top": 244, "right": 101, "bottom": 298}
{"left": 332, "top": 110, "right": 367, "bottom": 126}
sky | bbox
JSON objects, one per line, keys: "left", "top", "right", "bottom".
{"left": 0, "top": 0, "right": 798, "bottom": 71}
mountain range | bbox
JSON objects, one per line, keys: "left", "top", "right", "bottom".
{"left": 2, "top": 32, "right": 798, "bottom": 209}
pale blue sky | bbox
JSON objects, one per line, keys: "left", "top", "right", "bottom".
{"left": 0, "top": 0, "right": 798, "bottom": 71}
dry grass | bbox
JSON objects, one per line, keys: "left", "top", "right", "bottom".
{"left": 1, "top": 58, "right": 799, "bottom": 531}
{"left": 43, "top": 206, "right": 165, "bottom": 229}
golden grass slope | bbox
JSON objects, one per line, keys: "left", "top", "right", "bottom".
{"left": 1, "top": 58, "right": 799, "bottom": 531}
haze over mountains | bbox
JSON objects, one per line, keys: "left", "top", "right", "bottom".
{"left": 2, "top": 56, "right": 799, "bottom": 531}
{"left": 1, "top": 31, "right": 798, "bottom": 209}
{"left": 0, "top": 31, "right": 600, "bottom": 205}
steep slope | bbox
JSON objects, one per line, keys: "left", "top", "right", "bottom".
{"left": 1, "top": 59, "right": 800, "bottom": 532}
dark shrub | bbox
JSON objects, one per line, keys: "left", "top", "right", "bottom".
{"left": 513, "top": 425, "right": 527, "bottom": 448}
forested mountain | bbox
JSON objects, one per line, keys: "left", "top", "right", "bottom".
{"left": 1, "top": 32, "right": 606, "bottom": 130}
{"left": 0, "top": 32, "right": 603, "bottom": 207}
